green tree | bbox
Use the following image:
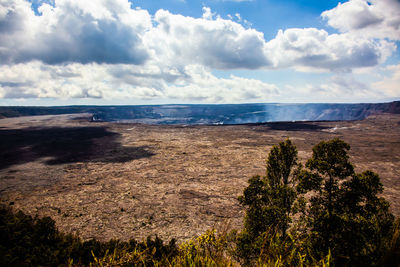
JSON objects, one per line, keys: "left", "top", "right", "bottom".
{"left": 298, "top": 138, "right": 394, "bottom": 266}
{"left": 237, "top": 139, "right": 301, "bottom": 260}
{"left": 265, "top": 138, "right": 300, "bottom": 237}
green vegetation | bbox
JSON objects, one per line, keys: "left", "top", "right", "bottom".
{"left": 298, "top": 139, "right": 394, "bottom": 266}
{"left": 236, "top": 139, "right": 303, "bottom": 262}
{"left": 1, "top": 138, "right": 399, "bottom": 266}
{"left": 237, "top": 138, "right": 399, "bottom": 266}
{"left": 0, "top": 206, "right": 177, "bottom": 266}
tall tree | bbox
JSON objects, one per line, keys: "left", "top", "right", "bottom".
{"left": 265, "top": 138, "right": 299, "bottom": 236}
{"left": 298, "top": 138, "right": 394, "bottom": 266}
{"left": 237, "top": 139, "right": 301, "bottom": 259}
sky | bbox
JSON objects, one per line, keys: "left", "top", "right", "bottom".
{"left": 0, "top": 0, "right": 399, "bottom": 105}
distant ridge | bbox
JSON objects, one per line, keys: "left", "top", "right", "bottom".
{"left": 0, "top": 101, "right": 399, "bottom": 125}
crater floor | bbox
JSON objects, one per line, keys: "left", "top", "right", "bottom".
{"left": 1, "top": 113, "right": 399, "bottom": 242}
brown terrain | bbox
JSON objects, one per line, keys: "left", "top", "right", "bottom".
{"left": 0, "top": 113, "right": 399, "bottom": 242}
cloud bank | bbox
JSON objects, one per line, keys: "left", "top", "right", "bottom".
{"left": 0, "top": 0, "right": 399, "bottom": 102}
{"left": 322, "top": 0, "right": 400, "bottom": 40}
{"left": 0, "top": 62, "right": 279, "bottom": 103}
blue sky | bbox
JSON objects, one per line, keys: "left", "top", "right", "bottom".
{"left": 133, "top": 0, "right": 340, "bottom": 35}
{"left": 0, "top": 0, "right": 399, "bottom": 105}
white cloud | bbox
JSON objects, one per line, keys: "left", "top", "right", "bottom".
{"left": 322, "top": 0, "right": 400, "bottom": 40}
{"left": 0, "top": 0, "right": 395, "bottom": 72}
{"left": 164, "top": 65, "right": 279, "bottom": 102}
{"left": 202, "top": 6, "right": 215, "bottom": 20}
{"left": 0, "top": 62, "right": 108, "bottom": 98}
{"left": 265, "top": 28, "right": 395, "bottom": 71}
{"left": 313, "top": 75, "right": 373, "bottom": 98}
{"left": 0, "top": 0, "right": 398, "bottom": 103}
{"left": 0, "top": 61, "right": 280, "bottom": 102}
{"left": 145, "top": 8, "right": 394, "bottom": 72}
{"left": 0, "top": 0, "right": 152, "bottom": 64}
{"left": 294, "top": 70, "right": 400, "bottom": 102}
{"left": 145, "top": 9, "right": 271, "bottom": 69}
{"left": 373, "top": 64, "right": 400, "bottom": 97}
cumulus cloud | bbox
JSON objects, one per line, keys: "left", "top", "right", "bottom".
{"left": 265, "top": 28, "right": 395, "bottom": 71}
{"left": 0, "top": 0, "right": 151, "bottom": 64}
{"left": 164, "top": 65, "right": 279, "bottom": 102}
{"left": 0, "top": 61, "right": 279, "bottom": 102}
{"left": 0, "top": 0, "right": 399, "bottom": 102}
{"left": 0, "top": 62, "right": 107, "bottom": 98}
{"left": 144, "top": 8, "right": 271, "bottom": 70}
{"left": 145, "top": 8, "right": 394, "bottom": 72}
{"left": 0, "top": 0, "right": 395, "bottom": 72}
{"left": 322, "top": 0, "right": 400, "bottom": 40}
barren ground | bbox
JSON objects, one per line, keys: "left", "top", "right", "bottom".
{"left": 0, "top": 113, "right": 399, "bottom": 242}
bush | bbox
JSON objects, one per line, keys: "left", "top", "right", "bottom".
{"left": 0, "top": 205, "right": 178, "bottom": 266}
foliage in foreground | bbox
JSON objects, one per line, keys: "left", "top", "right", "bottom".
{"left": 238, "top": 138, "right": 399, "bottom": 266}
{"left": 0, "top": 205, "right": 332, "bottom": 266}
{"left": 0, "top": 206, "right": 177, "bottom": 266}
{"left": 1, "top": 138, "right": 400, "bottom": 266}
{"left": 301, "top": 139, "right": 394, "bottom": 266}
